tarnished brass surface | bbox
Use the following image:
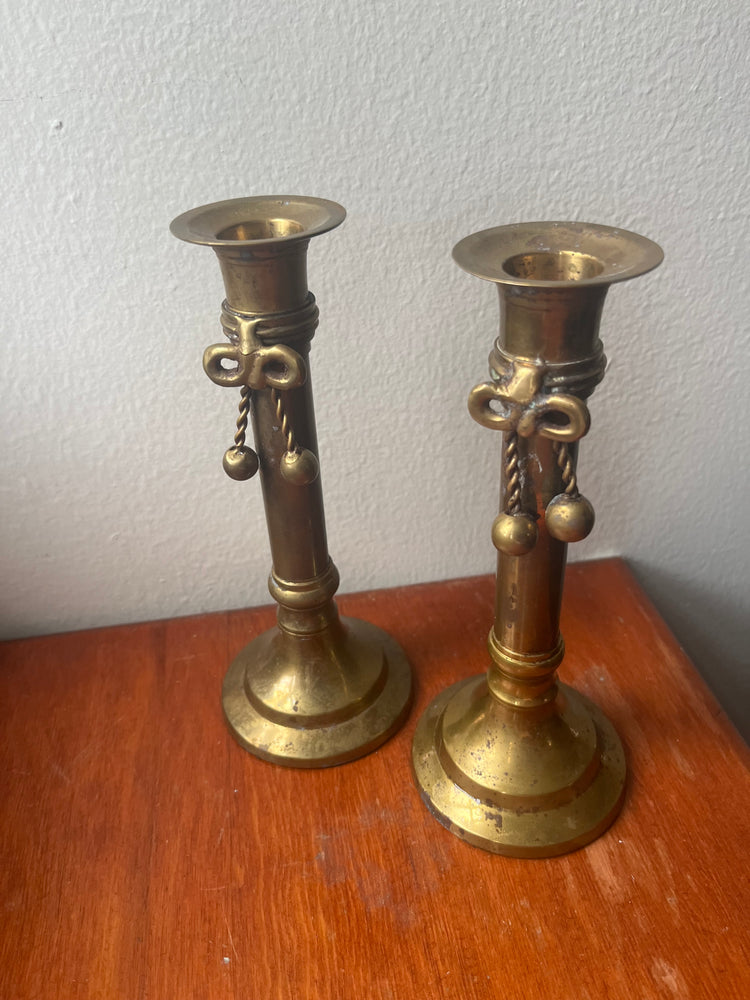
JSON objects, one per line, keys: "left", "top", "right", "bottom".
{"left": 413, "top": 222, "right": 662, "bottom": 855}
{"left": 413, "top": 678, "right": 626, "bottom": 857}
{"left": 171, "top": 197, "right": 412, "bottom": 766}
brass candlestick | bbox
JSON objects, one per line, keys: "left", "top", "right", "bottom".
{"left": 171, "top": 197, "right": 412, "bottom": 767}
{"left": 413, "top": 222, "right": 662, "bottom": 856}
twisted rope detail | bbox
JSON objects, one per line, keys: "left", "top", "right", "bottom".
{"left": 271, "top": 388, "right": 296, "bottom": 454}
{"left": 554, "top": 441, "right": 578, "bottom": 496}
{"left": 503, "top": 431, "right": 522, "bottom": 514}
{"left": 233, "top": 386, "right": 251, "bottom": 449}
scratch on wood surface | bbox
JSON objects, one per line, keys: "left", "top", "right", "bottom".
{"left": 650, "top": 957, "right": 684, "bottom": 995}
{"left": 221, "top": 900, "right": 239, "bottom": 961}
{"left": 69, "top": 716, "right": 126, "bottom": 767}
{"left": 51, "top": 763, "right": 72, "bottom": 785}
{"left": 668, "top": 740, "right": 696, "bottom": 780}
{"left": 585, "top": 839, "right": 626, "bottom": 902}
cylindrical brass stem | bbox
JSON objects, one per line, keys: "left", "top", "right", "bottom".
{"left": 235, "top": 303, "right": 330, "bottom": 586}
{"left": 492, "top": 282, "right": 607, "bottom": 671}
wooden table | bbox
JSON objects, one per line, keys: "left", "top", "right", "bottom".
{"left": 2, "top": 559, "right": 748, "bottom": 999}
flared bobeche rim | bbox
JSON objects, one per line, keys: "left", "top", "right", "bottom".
{"left": 169, "top": 196, "right": 346, "bottom": 247}
{"left": 452, "top": 221, "right": 663, "bottom": 288}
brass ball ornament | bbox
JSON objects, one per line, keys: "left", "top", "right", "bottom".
{"left": 545, "top": 493, "right": 595, "bottom": 543}
{"left": 222, "top": 445, "right": 259, "bottom": 481}
{"left": 491, "top": 511, "right": 539, "bottom": 556}
{"left": 280, "top": 447, "right": 320, "bottom": 485}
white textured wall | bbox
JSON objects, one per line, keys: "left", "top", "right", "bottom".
{"left": 1, "top": 0, "right": 748, "bottom": 737}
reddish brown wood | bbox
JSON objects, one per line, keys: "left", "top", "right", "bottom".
{"left": 1, "top": 559, "right": 748, "bottom": 999}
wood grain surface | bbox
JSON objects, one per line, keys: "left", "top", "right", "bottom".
{"left": 1, "top": 559, "right": 748, "bottom": 999}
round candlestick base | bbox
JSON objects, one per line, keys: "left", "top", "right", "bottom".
{"left": 412, "top": 676, "right": 626, "bottom": 858}
{"left": 222, "top": 617, "right": 412, "bottom": 767}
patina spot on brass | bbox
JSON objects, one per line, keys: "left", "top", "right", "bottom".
{"left": 503, "top": 250, "right": 605, "bottom": 282}
{"left": 217, "top": 218, "right": 305, "bottom": 241}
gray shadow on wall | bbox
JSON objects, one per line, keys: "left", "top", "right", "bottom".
{"left": 630, "top": 559, "right": 749, "bottom": 744}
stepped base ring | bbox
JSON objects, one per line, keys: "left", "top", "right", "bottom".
{"left": 222, "top": 617, "right": 412, "bottom": 767}
{"left": 412, "top": 677, "right": 626, "bottom": 857}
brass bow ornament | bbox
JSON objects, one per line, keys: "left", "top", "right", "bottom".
{"left": 203, "top": 310, "right": 318, "bottom": 485}
{"left": 468, "top": 360, "right": 595, "bottom": 555}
